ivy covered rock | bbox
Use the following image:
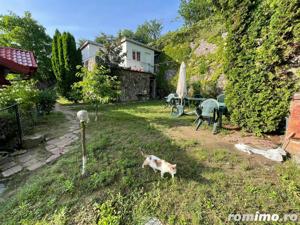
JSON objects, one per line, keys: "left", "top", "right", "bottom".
{"left": 222, "top": 0, "right": 300, "bottom": 134}
{"left": 154, "top": 17, "right": 225, "bottom": 98}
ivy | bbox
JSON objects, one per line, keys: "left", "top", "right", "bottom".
{"left": 223, "top": 0, "right": 300, "bottom": 134}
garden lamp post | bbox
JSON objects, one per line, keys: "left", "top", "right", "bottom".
{"left": 77, "top": 110, "right": 89, "bottom": 176}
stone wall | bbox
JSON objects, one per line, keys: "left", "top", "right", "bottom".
{"left": 113, "top": 68, "right": 155, "bottom": 102}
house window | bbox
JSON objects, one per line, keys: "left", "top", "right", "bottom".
{"left": 132, "top": 51, "right": 136, "bottom": 60}
{"left": 137, "top": 51, "right": 141, "bottom": 61}
{"left": 84, "top": 60, "right": 89, "bottom": 67}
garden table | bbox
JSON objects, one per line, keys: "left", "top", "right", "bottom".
{"left": 170, "top": 97, "right": 206, "bottom": 117}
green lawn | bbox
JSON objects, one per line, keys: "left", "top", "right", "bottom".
{"left": 1, "top": 101, "right": 300, "bottom": 225}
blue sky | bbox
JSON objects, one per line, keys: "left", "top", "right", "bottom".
{"left": 0, "top": 0, "right": 183, "bottom": 41}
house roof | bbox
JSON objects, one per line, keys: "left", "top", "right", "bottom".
{"left": 80, "top": 38, "right": 161, "bottom": 53}
{"left": 80, "top": 40, "right": 103, "bottom": 50}
{"left": 120, "top": 38, "right": 161, "bottom": 53}
{"left": 0, "top": 47, "right": 37, "bottom": 75}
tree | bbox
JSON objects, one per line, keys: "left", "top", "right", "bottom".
{"left": 117, "top": 29, "right": 136, "bottom": 40}
{"left": 95, "top": 33, "right": 126, "bottom": 69}
{"left": 74, "top": 65, "right": 120, "bottom": 120}
{"left": 179, "top": 0, "right": 214, "bottom": 25}
{"left": 135, "top": 20, "right": 163, "bottom": 44}
{"left": 0, "top": 11, "right": 53, "bottom": 82}
{"left": 51, "top": 31, "right": 82, "bottom": 99}
{"left": 78, "top": 39, "right": 87, "bottom": 47}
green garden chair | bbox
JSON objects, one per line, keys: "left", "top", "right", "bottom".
{"left": 217, "top": 94, "right": 225, "bottom": 103}
{"left": 165, "top": 93, "right": 178, "bottom": 107}
{"left": 217, "top": 93, "right": 230, "bottom": 122}
{"left": 171, "top": 104, "right": 184, "bottom": 117}
{"left": 195, "top": 98, "right": 219, "bottom": 134}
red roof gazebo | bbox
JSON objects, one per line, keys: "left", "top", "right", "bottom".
{"left": 0, "top": 47, "right": 37, "bottom": 86}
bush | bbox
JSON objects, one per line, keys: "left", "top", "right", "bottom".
{"left": 223, "top": 0, "right": 299, "bottom": 134}
{"left": 0, "top": 113, "right": 17, "bottom": 146}
{"left": 36, "top": 89, "right": 57, "bottom": 114}
{"left": 67, "top": 87, "right": 82, "bottom": 103}
{"left": 74, "top": 65, "right": 121, "bottom": 120}
{"left": 0, "top": 79, "right": 38, "bottom": 111}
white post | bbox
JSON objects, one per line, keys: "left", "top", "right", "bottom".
{"left": 77, "top": 110, "right": 89, "bottom": 176}
{"left": 80, "top": 121, "right": 86, "bottom": 176}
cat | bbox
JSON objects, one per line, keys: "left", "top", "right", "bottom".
{"left": 141, "top": 150, "right": 177, "bottom": 179}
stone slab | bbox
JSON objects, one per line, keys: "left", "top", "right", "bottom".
{"left": 1, "top": 161, "right": 17, "bottom": 171}
{"left": 49, "top": 147, "right": 63, "bottom": 155}
{"left": 23, "top": 134, "right": 45, "bottom": 148}
{"left": 71, "top": 136, "right": 79, "bottom": 141}
{"left": 62, "top": 147, "right": 71, "bottom": 154}
{"left": 26, "top": 161, "right": 45, "bottom": 171}
{"left": 17, "top": 153, "right": 33, "bottom": 163}
{"left": 46, "top": 154, "right": 60, "bottom": 163}
{"left": 23, "top": 158, "right": 39, "bottom": 167}
{"left": 2, "top": 165, "right": 23, "bottom": 177}
{"left": 60, "top": 133, "right": 76, "bottom": 139}
{"left": 47, "top": 138, "right": 60, "bottom": 145}
{"left": 45, "top": 144, "right": 56, "bottom": 151}
{"left": 56, "top": 139, "right": 73, "bottom": 148}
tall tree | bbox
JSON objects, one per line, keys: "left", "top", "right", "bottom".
{"left": 0, "top": 11, "right": 53, "bottom": 82}
{"left": 78, "top": 39, "right": 87, "bottom": 47}
{"left": 135, "top": 20, "right": 163, "bottom": 44}
{"left": 51, "top": 30, "right": 61, "bottom": 85}
{"left": 117, "top": 29, "right": 136, "bottom": 40}
{"left": 51, "top": 31, "right": 82, "bottom": 99}
{"left": 179, "top": 0, "right": 214, "bottom": 25}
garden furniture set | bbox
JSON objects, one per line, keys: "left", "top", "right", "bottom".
{"left": 165, "top": 93, "right": 228, "bottom": 134}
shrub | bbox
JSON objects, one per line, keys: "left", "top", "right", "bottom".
{"left": 0, "top": 113, "right": 17, "bottom": 146}
{"left": 222, "top": 0, "right": 299, "bottom": 134}
{"left": 67, "top": 87, "right": 82, "bottom": 103}
{"left": 36, "top": 89, "right": 57, "bottom": 114}
{"left": 74, "top": 65, "right": 121, "bottom": 120}
{"left": 0, "top": 79, "right": 38, "bottom": 111}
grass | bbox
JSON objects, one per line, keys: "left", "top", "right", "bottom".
{"left": 1, "top": 101, "right": 300, "bottom": 224}
{"left": 30, "top": 111, "right": 67, "bottom": 137}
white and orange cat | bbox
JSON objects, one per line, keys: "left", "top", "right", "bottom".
{"left": 141, "top": 150, "right": 177, "bottom": 179}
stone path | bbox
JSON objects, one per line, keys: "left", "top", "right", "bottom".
{"left": 0, "top": 104, "right": 79, "bottom": 178}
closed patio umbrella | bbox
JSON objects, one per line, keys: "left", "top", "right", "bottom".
{"left": 176, "top": 62, "right": 187, "bottom": 105}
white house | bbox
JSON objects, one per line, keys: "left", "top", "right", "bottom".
{"left": 80, "top": 38, "right": 160, "bottom": 74}
{"left": 80, "top": 40, "right": 103, "bottom": 71}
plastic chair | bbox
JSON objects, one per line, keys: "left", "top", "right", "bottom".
{"left": 171, "top": 104, "right": 184, "bottom": 117}
{"left": 217, "top": 94, "right": 225, "bottom": 103}
{"left": 195, "top": 98, "right": 219, "bottom": 133}
{"left": 165, "top": 93, "right": 178, "bottom": 107}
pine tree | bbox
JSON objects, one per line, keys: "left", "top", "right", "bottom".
{"left": 51, "top": 31, "right": 82, "bottom": 99}
{"left": 51, "top": 30, "right": 62, "bottom": 90}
